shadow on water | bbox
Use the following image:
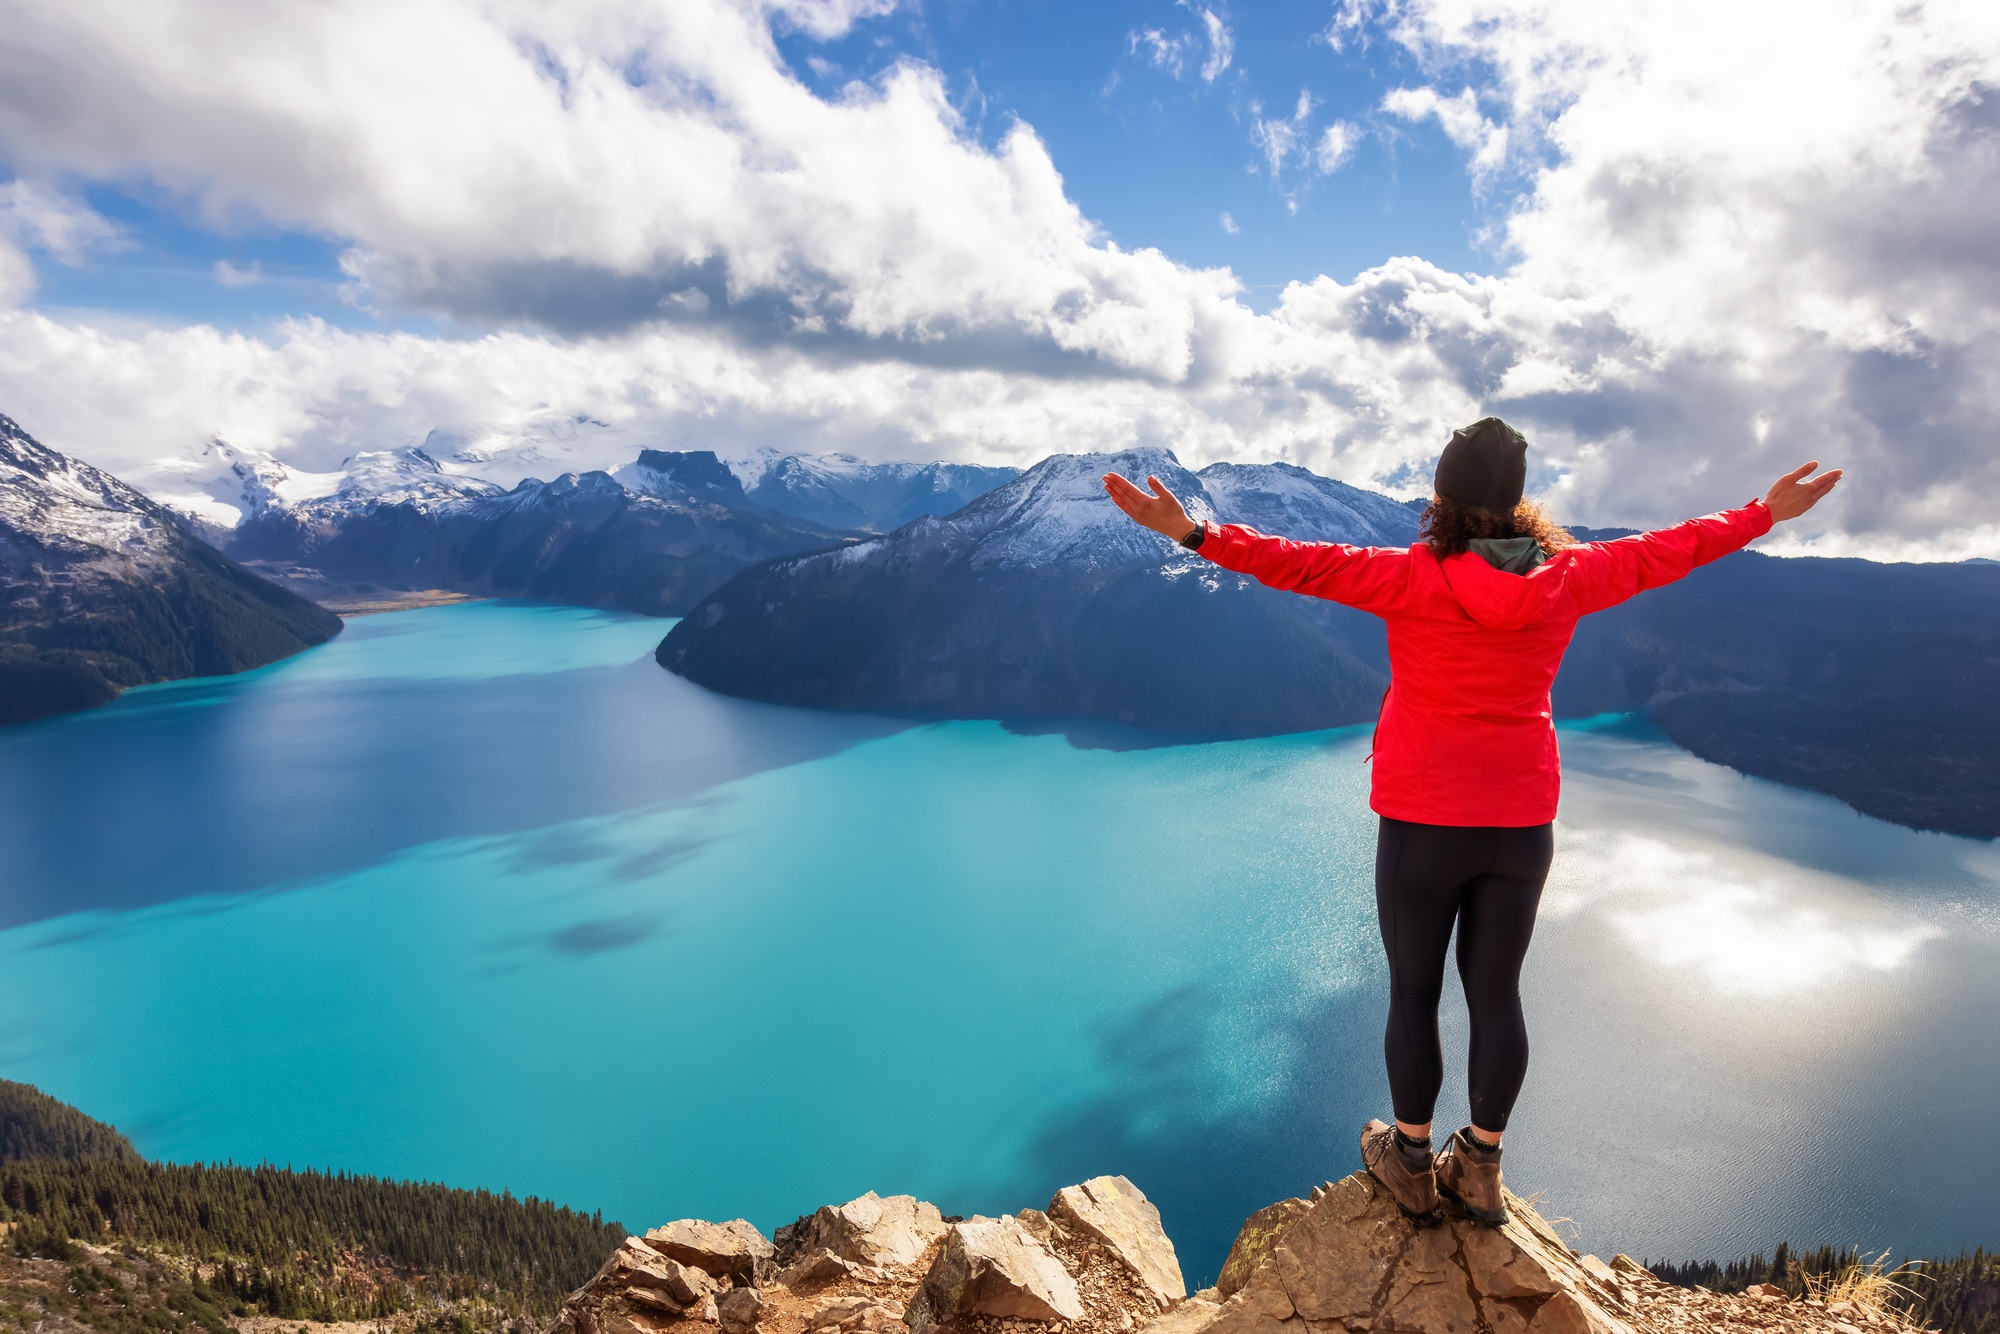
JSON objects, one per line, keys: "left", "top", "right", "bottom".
{"left": 0, "top": 641, "right": 908, "bottom": 928}
{"left": 1013, "top": 979, "right": 1392, "bottom": 1287}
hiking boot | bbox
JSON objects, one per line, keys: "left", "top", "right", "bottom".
{"left": 1360, "top": 1120, "right": 1440, "bottom": 1223}
{"left": 1436, "top": 1127, "right": 1507, "bottom": 1227}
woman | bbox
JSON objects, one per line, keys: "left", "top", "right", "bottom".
{"left": 1102, "top": 418, "right": 1840, "bottom": 1228}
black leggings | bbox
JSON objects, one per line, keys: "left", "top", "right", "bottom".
{"left": 1374, "top": 816, "right": 1554, "bottom": 1133}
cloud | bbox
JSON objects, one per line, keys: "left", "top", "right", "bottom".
{"left": 1130, "top": 28, "right": 1192, "bottom": 80}
{"left": 1380, "top": 86, "right": 1508, "bottom": 176}
{"left": 1249, "top": 91, "right": 1315, "bottom": 177}
{"left": 1195, "top": 7, "right": 1233, "bottom": 82}
{"left": 0, "top": 0, "right": 1995, "bottom": 557}
{"left": 0, "top": 180, "right": 124, "bottom": 302}
{"left": 1314, "top": 121, "right": 1358, "bottom": 173}
{"left": 1128, "top": 6, "right": 1231, "bottom": 84}
{"left": 1219, "top": 212, "right": 1238, "bottom": 235}
{"left": 764, "top": 0, "right": 899, "bottom": 41}
{"left": 212, "top": 260, "right": 262, "bottom": 288}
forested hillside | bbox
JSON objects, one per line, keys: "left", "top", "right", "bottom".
{"left": 0, "top": 1083, "right": 625, "bottom": 1332}
{"left": 0, "top": 1079, "right": 139, "bottom": 1163}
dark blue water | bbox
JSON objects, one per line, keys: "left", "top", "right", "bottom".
{"left": 1, "top": 602, "right": 1994, "bottom": 1279}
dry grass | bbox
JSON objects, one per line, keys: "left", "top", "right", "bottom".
{"left": 1802, "top": 1250, "right": 1923, "bottom": 1317}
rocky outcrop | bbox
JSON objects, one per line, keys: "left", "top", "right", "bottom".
{"left": 1197, "top": 1172, "right": 1633, "bottom": 1334}
{"left": 905, "top": 1215, "right": 1085, "bottom": 1330}
{"left": 780, "top": 1193, "right": 949, "bottom": 1284}
{"left": 548, "top": 1173, "right": 1931, "bottom": 1334}
{"left": 644, "top": 1219, "right": 778, "bottom": 1283}
{"left": 1049, "top": 1177, "right": 1186, "bottom": 1310}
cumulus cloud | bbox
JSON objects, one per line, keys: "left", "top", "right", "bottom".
{"left": 0, "top": 0, "right": 1994, "bottom": 557}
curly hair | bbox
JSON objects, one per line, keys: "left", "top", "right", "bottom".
{"left": 1420, "top": 496, "right": 1576, "bottom": 560}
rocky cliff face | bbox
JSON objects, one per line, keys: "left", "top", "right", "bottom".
{"left": 551, "top": 1174, "right": 1916, "bottom": 1334}
{"left": 0, "top": 414, "right": 343, "bottom": 727}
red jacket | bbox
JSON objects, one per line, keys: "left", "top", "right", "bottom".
{"left": 1193, "top": 500, "right": 1774, "bottom": 827}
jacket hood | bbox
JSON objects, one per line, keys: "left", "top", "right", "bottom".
{"left": 1438, "top": 547, "right": 1573, "bottom": 629}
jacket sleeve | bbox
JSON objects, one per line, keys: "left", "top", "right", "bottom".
{"left": 1193, "top": 521, "right": 1413, "bottom": 616}
{"left": 1563, "top": 500, "right": 1774, "bottom": 616}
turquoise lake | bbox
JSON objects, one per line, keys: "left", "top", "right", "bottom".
{"left": 2, "top": 601, "right": 1996, "bottom": 1278}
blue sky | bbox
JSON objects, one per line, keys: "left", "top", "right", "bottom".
{"left": 0, "top": 0, "right": 1995, "bottom": 558}
{"left": 775, "top": 1, "right": 1492, "bottom": 296}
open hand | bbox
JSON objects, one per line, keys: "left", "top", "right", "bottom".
{"left": 1103, "top": 472, "right": 1196, "bottom": 539}
{"left": 1763, "top": 461, "right": 1844, "bottom": 522}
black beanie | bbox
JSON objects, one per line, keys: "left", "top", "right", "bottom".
{"left": 1434, "top": 417, "right": 1527, "bottom": 511}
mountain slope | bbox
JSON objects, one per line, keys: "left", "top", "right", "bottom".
{"left": 0, "top": 415, "right": 344, "bottom": 727}
{"left": 657, "top": 449, "right": 1414, "bottom": 733}
{"left": 227, "top": 449, "right": 857, "bottom": 617}
{"left": 0, "top": 1079, "right": 140, "bottom": 1164}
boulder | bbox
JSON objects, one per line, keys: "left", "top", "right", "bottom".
{"left": 1049, "top": 1175, "right": 1187, "bottom": 1308}
{"left": 906, "top": 1215, "right": 1086, "bottom": 1332}
{"left": 643, "top": 1219, "right": 777, "bottom": 1283}
{"left": 781, "top": 1248, "right": 865, "bottom": 1287}
{"left": 1176, "top": 1173, "right": 1636, "bottom": 1334}
{"left": 718, "top": 1287, "right": 765, "bottom": 1334}
{"left": 795, "top": 1192, "right": 948, "bottom": 1269}
{"left": 596, "top": 1239, "right": 719, "bottom": 1309}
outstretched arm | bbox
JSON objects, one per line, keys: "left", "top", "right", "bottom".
{"left": 1568, "top": 460, "right": 1843, "bottom": 615}
{"left": 1102, "top": 470, "right": 1410, "bottom": 614}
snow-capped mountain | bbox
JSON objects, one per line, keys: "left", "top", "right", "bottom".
{"left": 0, "top": 414, "right": 341, "bottom": 726}
{"left": 332, "top": 447, "right": 505, "bottom": 508}
{"left": 614, "top": 449, "right": 750, "bottom": 506}
{"left": 733, "top": 449, "right": 1017, "bottom": 532}
{"left": 655, "top": 448, "right": 1403, "bottom": 733}
{"left": 1200, "top": 460, "right": 1422, "bottom": 546}
{"left": 226, "top": 448, "right": 856, "bottom": 617}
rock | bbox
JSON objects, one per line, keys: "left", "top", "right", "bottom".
{"left": 1141, "top": 1293, "right": 1224, "bottom": 1334}
{"left": 1049, "top": 1176, "right": 1187, "bottom": 1307}
{"left": 1609, "top": 1256, "right": 1651, "bottom": 1279}
{"left": 808, "top": 1297, "right": 908, "bottom": 1332}
{"left": 1751, "top": 1284, "right": 1787, "bottom": 1300}
{"left": 1215, "top": 1199, "right": 1310, "bottom": 1299}
{"left": 718, "top": 1287, "right": 765, "bottom": 1334}
{"left": 1015, "top": 1209, "right": 1054, "bottom": 1242}
{"left": 906, "top": 1215, "right": 1086, "bottom": 1332}
{"left": 600, "top": 1312, "right": 674, "bottom": 1334}
{"left": 1175, "top": 1173, "right": 1635, "bottom": 1334}
{"left": 782, "top": 1248, "right": 863, "bottom": 1287}
{"left": 809, "top": 1298, "right": 883, "bottom": 1330}
{"left": 643, "top": 1219, "right": 777, "bottom": 1283}
{"left": 598, "top": 1239, "right": 719, "bottom": 1308}
{"left": 795, "top": 1192, "right": 948, "bottom": 1269}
